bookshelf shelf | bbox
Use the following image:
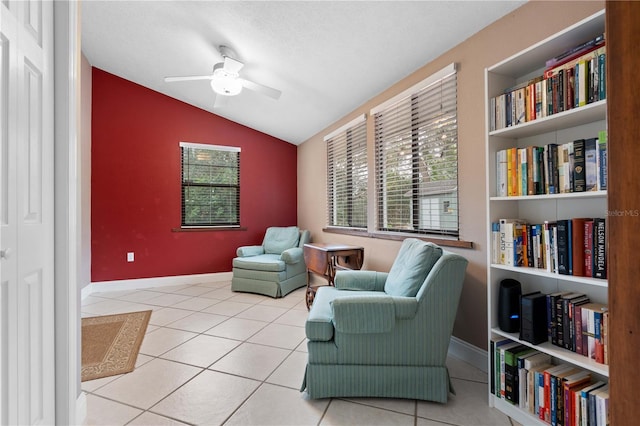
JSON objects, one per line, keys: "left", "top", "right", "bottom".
{"left": 485, "top": 10, "right": 608, "bottom": 425}
{"left": 491, "top": 328, "right": 609, "bottom": 377}
{"left": 490, "top": 264, "right": 608, "bottom": 288}
{"left": 489, "top": 190, "right": 606, "bottom": 202}
{"left": 489, "top": 100, "right": 606, "bottom": 139}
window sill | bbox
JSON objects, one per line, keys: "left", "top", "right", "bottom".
{"left": 172, "top": 226, "right": 247, "bottom": 232}
{"left": 322, "top": 227, "right": 473, "bottom": 249}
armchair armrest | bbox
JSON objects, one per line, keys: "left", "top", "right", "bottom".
{"left": 331, "top": 296, "right": 395, "bottom": 334}
{"left": 334, "top": 270, "right": 388, "bottom": 291}
{"left": 281, "top": 247, "right": 303, "bottom": 264}
{"left": 236, "top": 245, "right": 265, "bottom": 257}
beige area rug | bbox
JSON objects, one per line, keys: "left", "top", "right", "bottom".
{"left": 81, "top": 310, "right": 151, "bottom": 382}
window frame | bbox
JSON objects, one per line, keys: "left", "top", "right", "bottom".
{"left": 179, "top": 142, "right": 241, "bottom": 228}
{"left": 371, "top": 63, "right": 459, "bottom": 238}
{"left": 325, "top": 114, "right": 368, "bottom": 230}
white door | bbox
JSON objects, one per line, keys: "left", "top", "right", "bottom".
{"left": 0, "top": 1, "right": 55, "bottom": 424}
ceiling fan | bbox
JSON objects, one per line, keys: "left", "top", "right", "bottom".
{"left": 164, "top": 46, "right": 282, "bottom": 100}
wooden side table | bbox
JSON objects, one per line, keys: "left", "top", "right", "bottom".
{"left": 303, "top": 243, "right": 364, "bottom": 309}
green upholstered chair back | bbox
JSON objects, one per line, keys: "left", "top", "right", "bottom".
{"left": 262, "top": 226, "right": 301, "bottom": 254}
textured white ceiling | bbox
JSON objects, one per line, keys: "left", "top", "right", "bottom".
{"left": 81, "top": 1, "right": 526, "bottom": 145}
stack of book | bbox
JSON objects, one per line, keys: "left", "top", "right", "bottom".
{"left": 490, "top": 339, "right": 610, "bottom": 425}
{"left": 491, "top": 217, "right": 607, "bottom": 280}
{"left": 495, "top": 131, "right": 607, "bottom": 197}
{"left": 490, "top": 34, "right": 606, "bottom": 132}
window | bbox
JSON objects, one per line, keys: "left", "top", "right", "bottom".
{"left": 372, "top": 63, "right": 458, "bottom": 236}
{"left": 325, "top": 114, "right": 367, "bottom": 229}
{"left": 180, "top": 142, "right": 240, "bottom": 227}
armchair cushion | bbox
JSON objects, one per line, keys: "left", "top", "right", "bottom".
{"left": 232, "top": 254, "right": 286, "bottom": 272}
{"left": 263, "top": 226, "right": 300, "bottom": 254}
{"left": 384, "top": 239, "right": 442, "bottom": 297}
{"left": 334, "top": 270, "right": 388, "bottom": 292}
{"left": 281, "top": 247, "right": 304, "bottom": 264}
{"left": 236, "top": 245, "right": 264, "bottom": 257}
{"left": 332, "top": 296, "right": 395, "bottom": 334}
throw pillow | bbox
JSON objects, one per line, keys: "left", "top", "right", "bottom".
{"left": 263, "top": 226, "right": 300, "bottom": 254}
{"left": 384, "top": 239, "right": 442, "bottom": 297}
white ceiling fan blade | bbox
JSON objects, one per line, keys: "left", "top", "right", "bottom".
{"left": 238, "top": 78, "right": 282, "bottom": 100}
{"left": 223, "top": 56, "right": 244, "bottom": 74}
{"left": 164, "top": 75, "right": 212, "bottom": 83}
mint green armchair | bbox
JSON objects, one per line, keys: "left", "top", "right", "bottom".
{"left": 301, "top": 238, "right": 468, "bottom": 402}
{"left": 231, "top": 226, "right": 310, "bottom": 298}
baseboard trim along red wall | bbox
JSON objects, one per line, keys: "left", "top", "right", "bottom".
{"left": 91, "top": 68, "right": 298, "bottom": 282}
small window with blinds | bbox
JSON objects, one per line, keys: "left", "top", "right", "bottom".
{"left": 325, "top": 114, "right": 368, "bottom": 229}
{"left": 180, "top": 142, "right": 240, "bottom": 227}
{"left": 372, "top": 63, "right": 458, "bottom": 237}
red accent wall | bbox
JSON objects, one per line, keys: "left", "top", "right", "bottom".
{"left": 91, "top": 68, "right": 298, "bottom": 282}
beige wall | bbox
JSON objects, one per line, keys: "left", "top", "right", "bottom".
{"left": 297, "top": 1, "right": 604, "bottom": 349}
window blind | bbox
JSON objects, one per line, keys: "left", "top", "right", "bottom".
{"left": 326, "top": 115, "right": 368, "bottom": 229}
{"left": 180, "top": 142, "right": 240, "bottom": 227}
{"left": 373, "top": 64, "right": 458, "bottom": 236}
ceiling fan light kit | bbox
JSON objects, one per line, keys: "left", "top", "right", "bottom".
{"left": 210, "top": 64, "right": 243, "bottom": 96}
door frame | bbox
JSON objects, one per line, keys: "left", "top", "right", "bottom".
{"left": 53, "top": 1, "right": 81, "bottom": 424}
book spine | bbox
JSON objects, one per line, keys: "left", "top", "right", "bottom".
{"left": 594, "top": 311, "right": 605, "bottom": 364}
{"left": 584, "top": 220, "right": 594, "bottom": 277}
{"left": 598, "top": 52, "right": 606, "bottom": 100}
{"left": 575, "top": 304, "right": 584, "bottom": 355}
{"left": 593, "top": 218, "right": 607, "bottom": 279}
{"left": 572, "top": 218, "right": 586, "bottom": 277}
{"left": 556, "top": 220, "right": 570, "bottom": 275}
{"left": 573, "top": 139, "right": 586, "bottom": 192}
{"left": 597, "top": 131, "right": 607, "bottom": 190}
{"left": 584, "top": 138, "right": 598, "bottom": 192}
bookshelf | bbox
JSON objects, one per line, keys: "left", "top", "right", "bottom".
{"left": 485, "top": 10, "right": 607, "bottom": 425}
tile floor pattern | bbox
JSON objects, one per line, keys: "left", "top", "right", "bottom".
{"left": 82, "top": 281, "right": 518, "bottom": 426}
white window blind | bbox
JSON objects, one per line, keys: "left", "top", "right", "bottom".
{"left": 180, "top": 142, "right": 241, "bottom": 227}
{"left": 326, "top": 115, "right": 368, "bottom": 229}
{"left": 373, "top": 64, "right": 459, "bottom": 236}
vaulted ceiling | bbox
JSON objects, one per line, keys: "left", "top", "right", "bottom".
{"left": 81, "top": 1, "right": 526, "bottom": 145}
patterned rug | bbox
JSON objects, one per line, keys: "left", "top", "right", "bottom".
{"left": 81, "top": 310, "right": 151, "bottom": 382}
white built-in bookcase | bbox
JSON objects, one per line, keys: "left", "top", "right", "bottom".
{"left": 484, "top": 10, "right": 607, "bottom": 424}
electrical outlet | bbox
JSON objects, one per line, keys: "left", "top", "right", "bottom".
{"left": 127, "top": 252, "right": 134, "bottom": 262}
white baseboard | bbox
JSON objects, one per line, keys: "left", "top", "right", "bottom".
{"left": 448, "top": 336, "right": 488, "bottom": 373}
{"left": 83, "top": 272, "right": 233, "bottom": 299}
{"left": 76, "top": 392, "right": 87, "bottom": 425}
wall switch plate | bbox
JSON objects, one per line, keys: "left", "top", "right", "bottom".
{"left": 127, "top": 252, "right": 134, "bottom": 262}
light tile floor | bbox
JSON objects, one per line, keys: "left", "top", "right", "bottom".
{"left": 82, "top": 281, "right": 516, "bottom": 426}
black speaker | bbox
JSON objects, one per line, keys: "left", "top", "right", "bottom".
{"left": 520, "top": 291, "right": 548, "bottom": 344}
{"left": 498, "top": 279, "right": 521, "bottom": 332}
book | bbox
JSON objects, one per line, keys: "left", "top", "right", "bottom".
{"left": 565, "top": 294, "right": 589, "bottom": 352}
{"left": 530, "top": 362, "right": 553, "bottom": 415}
{"left": 593, "top": 218, "right": 606, "bottom": 278}
{"left": 545, "top": 34, "right": 605, "bottom": 68}
{"left": 584, "top": 219, "right": 594, "bottom": 277}
{"left": 543, "top": 364, "right": 574, "bottom": 423}
{"left": 497, "top": 149, "right": 508, "bottom": 197}
{"left": 597, "top": 130, "right": 607, "bottom": 190}
{"left": 491, "top": 222, "right": 501, "bottom": 264}
{"left": 551, "top": 366, "right": 580, "bottom": 426}
{"left": 505, "top": 345, "right": 536, "bottom": 404}
{"left": 562, "top": 370, "right": 591, "bottom": 426}
{"left": 500, "top": 218, "right": 527, "bottom": 266}
{"left": 548, "top": 291, "right": 569, "bottom": 345}
{"left": 581, "top": 302, "right": 608, "bottom": 360}
{"left": 490, "top": 336, "right": 513, "bottom": 395}
{"left": 571, "top": 218, "right": 587, "bottom": 277}
{"left": 520, "top": 352, "right": 552, "bottom": 410}
{"left": 572, "top": 139, "right": 586, "bottom": 192}
{"left": 498, "top": 341, "right": 524, "bottom": 399}
{"left": 594, "top": 385, "right": 610, "bottom": 426}
{"left": 556, "top": 219, "right": 571, "bottom": 275}
{"left": 589, "top": 384, "right": 609, "bottom": 426}
{"left": 579, "top": 381, "right": 606, "bottom": 426}
{"left": 584, "top": 138, "right": 598, "bottom": 192}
